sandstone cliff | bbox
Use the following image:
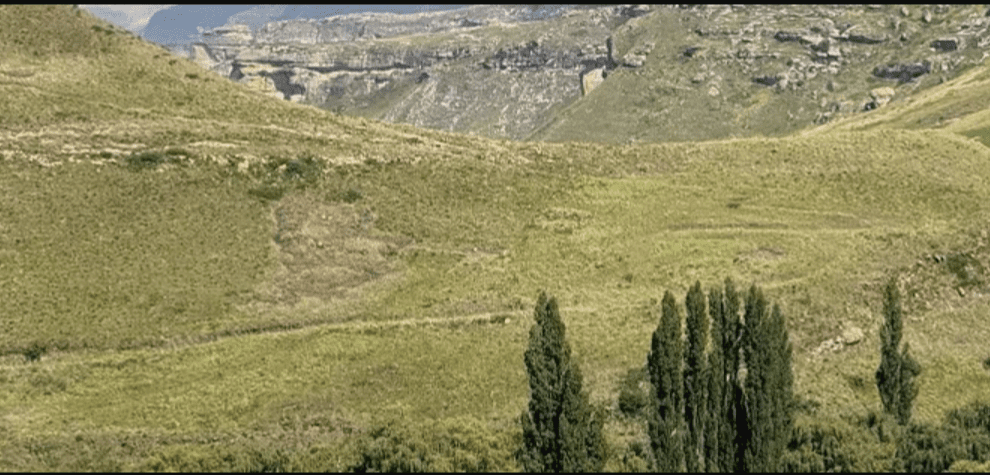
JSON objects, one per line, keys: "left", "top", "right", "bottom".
{"left": 182, "top": 4, "right": 990, "bottom": 143}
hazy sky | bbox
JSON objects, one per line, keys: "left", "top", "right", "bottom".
{"left": 80, "top": 4, "right": 175, "bottom": 32}
{"left": 79, "top": 4, "right": 465, "bottom": 35}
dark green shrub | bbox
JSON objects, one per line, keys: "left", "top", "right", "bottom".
{"left": 23, "top": 341, "right": 47, "bottom": 362}
{"left": 944, "top": 252, "right": 984, "bottom": 288}
{"left": 895, "top": 422, "right": 978, "bottom": 473}
{"left": 782, "top": 414, "right": 893, "bottom": 473}
{"left": 270, "top": 155, "right": 323, "bottom": 185}
{"left": 617, "top": 366, "right": 649, "bottom": 417}
{"left": 348, "top": 418, "right": 517, "bottom": 472}
{"left": 124, "top": 151, "right": 170, "bottom": 169}
{"left": 140, "top": 444, "right": 290, "bottom": 472}
{"left": 946, "top": 401, "right": 990, "bottom": 434}
{"left": 248, "top": 155, "right": 324, "bottom": 201}
{"left": 341, "top": 187, "right": 363, "bottom": 203}
{"left": 248, "top": 184, "right": 287, "bottom": 202}
{"left": 616, "top": 438, "right": 653, "bottom": 472}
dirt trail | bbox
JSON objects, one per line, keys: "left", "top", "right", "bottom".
{"left": 317, "top": 306, "right": 600, "bottom": 333}
{"left": 120, "top": 305, "right": 608, "bottom": 356}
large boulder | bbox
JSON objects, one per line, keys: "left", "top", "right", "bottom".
{"left": 931, "top": 38, "right": 960, "bottom": 52}
{"left": 623, "top": 54, "right": 646, "bottom": 68}
{"left": 752, "top": 75, "right": 779, "bottom": 87}
{"left": 201, "top": 23, "right": 253, "bottom": 44}
{"left": 773, "top": 31, "right": 802, "bottom": 42}
{"left": 581, "top": 67, "right": 605, "bottom": 95}
{"left": 620, "top": 4, "right": 651, "bottom": 18}
{"left": 840, "top": 31, "right": 887, "bottom": 44}
{"left": 864, "top": 86, "right": 895, "bottom": 111}
{"left": 841, "top": 326, "right": 864, "bottom": 346}
{"left": 873, "top": 61, "right": 930, "bottom": 82}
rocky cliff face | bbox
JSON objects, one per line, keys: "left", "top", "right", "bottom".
{"left": 182, "top": 5, "right": 629, "bottom": 139}
{"left": 182, "top": 4, "right": 990, "bottom": 143}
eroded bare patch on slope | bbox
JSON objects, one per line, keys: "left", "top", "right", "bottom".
{"left": 249, "top": 192, "right": 412, "bottom": 312}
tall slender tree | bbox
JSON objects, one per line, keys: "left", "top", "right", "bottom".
{"left": 705, "top": 285, "right": 725, "bottom": 473}
{"left": 684, "top": 281, "right": 709, "bottom": 472}
{"left": 519, "top": 291, "right": 604, "bottom": 472}
{"left": 742, "top": 285, "right": 770, "bottom": 473}
{"left": 875, "top": 277, "right": 922, "bottom": 425}
{"left": 648, "top": 291, "right": 685, "bottom": 472}
{"left": 738, "top": 285, "right": 795, "bottom": 473}
{"left": 766, "top": 303, "right": 794, "bottom": 470}
{"left": 722, "top": 278, "right": 746, "bottom": 473}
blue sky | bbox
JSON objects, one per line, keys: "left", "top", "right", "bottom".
{"left": 80, "top": 5, "right": 176, "bottom": 33}
{"left": 79, "top": 5, "right": 465, "bottom": 35}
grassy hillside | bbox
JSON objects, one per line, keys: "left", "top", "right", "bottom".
{"left": 3, "top": 5, "right": 990, "bottom": 471}
{"left": 804, "top": 60, "right": 990, "bottom": 146}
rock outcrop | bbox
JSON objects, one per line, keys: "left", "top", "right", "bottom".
{"left": 581, "top": 68, "right": 606, "bottom": 95}
{"left": 176, "top": 4, "right": 990, "bottom": 142}
{"left": 873, "top": 61, "right": 931, "bottom": 82}
{"left": 864, "top": 86, "right": 896, "bottom": 111}
{"left": 182, "top": 5, "right": 630, "bottom": 140}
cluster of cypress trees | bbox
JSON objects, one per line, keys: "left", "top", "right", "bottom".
{"left": 519, "top": 277, "right": 926, "bottom": 472}
{"left": 519, "top": 280, "right": 795, "bottom": 472}
{"left": 646, "top": 278, "right": 794, "bottom": 472}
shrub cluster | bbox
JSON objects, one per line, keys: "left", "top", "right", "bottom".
{"left": 347, "top": 418, "right": 518, "bottom": 472}
{"left": 247, "top": 155, "right": 325, "bottom": 201}
{"left": 123, "top": 149, "right": 188, "bottom": 170}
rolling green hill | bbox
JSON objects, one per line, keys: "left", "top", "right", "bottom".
{"left": 2, "top": 5, "right": 990, "bottom": 471}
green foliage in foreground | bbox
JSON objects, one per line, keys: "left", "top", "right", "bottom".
{"left": 647, "top": 291, "right": 685, "bottom": 472}
{"left": 876, "top": 277, "right": 922, "bottom": 425}
{"left": 740, "top": 287, "right": 795, "bottom": 473}
{"left": 347, "top": 417, "right": 520, "bottom": 472}
{"left": 781, "top": 411, "right": 897, "bottom": 473}
{"left": 644, "top": 281, "right": 794, "bottom": 473}
{"left": 519, "top": 292, "right": 605, "bottom": 472}
{"left": 683, "top": 282, "right": 708, "bottom": 472}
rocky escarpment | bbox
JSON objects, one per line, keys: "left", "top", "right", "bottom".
{"left": 182, "top": 4, "right": 990, "bottom": 143}
{"left": 186, "top": 5, "right": 633, "bottom": 140}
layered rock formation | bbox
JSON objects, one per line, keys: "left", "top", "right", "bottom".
{"left": 179, "top": 4, "right": 990, "bottom": 142}
{"left": 181, "top": 5, "right": 640, "bottom": 138}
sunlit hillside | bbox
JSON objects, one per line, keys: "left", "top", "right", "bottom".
{"left": 2, "top": 5, "right": 990, "bottom": 471}
{"left": 803, "top": 60, "right": 990, "bottom": 146}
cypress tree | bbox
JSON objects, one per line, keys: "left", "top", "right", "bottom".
{"left": 560, "top": 360, "right": 606, "bottom": 472}
{"left": 684, "top": 281, "right": 708, "bottom": 472}
{"left": 648, "top": 291, "right": 685, "bottom": 472}
{"left": 722, "top": 278, "right": 745, "bottom": 473}
{"left": 875, "top": 277, "right": 922, "bottom": 425}
{"left": 767, "top": 303, "right": 794, "bottom": 471}
{"left": 742, "top": 285, "right": 770, "bottom": 473}
{"left": 705, "top": 285, "right": 724, "bottom": 473}
{"left": 739, "top": 286, "right": 795, "bottom": 473}
{"left": 519, "top": 291, "right": 604, "bottom": 472}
